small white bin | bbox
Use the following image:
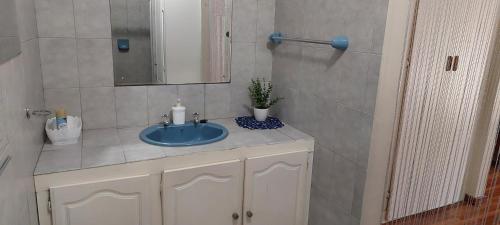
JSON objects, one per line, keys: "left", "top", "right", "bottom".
{"left": 45, "top": 116, "right": 82, "bottom": 145}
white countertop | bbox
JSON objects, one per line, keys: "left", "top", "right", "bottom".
{"left": 34, "top": 118, "right": 313, "bottom": 175}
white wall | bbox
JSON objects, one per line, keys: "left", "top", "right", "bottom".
{"left": 0, "top": 0, "right": 45, "bottom": 223}
{"left": 271, "top": 0, "right": 389, "bottom": 224}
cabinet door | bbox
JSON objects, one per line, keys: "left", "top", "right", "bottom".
{"left": 162, "top": 160, "right": 244, "bottom": 225}
{"left": 50, "top": 174, "right": 158, "bottom": 225}
{"left": 243, "top": 151, "right": 309, "bottom": 225}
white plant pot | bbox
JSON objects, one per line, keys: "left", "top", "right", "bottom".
{"left": 254, "top": 108, "right": 269, "bottom": 121}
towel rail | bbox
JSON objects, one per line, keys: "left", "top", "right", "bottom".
{"left": 269, "top": 32, "right": 349, "bottom": 50}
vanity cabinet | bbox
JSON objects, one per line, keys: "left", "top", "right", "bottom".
{"left": 161, "top": 151, "right": 309, "bottom": 225}
{"left": 35, "top": 139, "right": 314, "bottom": 225}
{"left": 49, "top": 175, "right": 160, "bottom": 225}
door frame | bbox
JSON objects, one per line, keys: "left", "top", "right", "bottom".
{"left": 360, "top": 0, "right": 500, "bottom": 224}
{"left": 359, "top": 0, "right": 418, "bottom": 224}
{"left": 461, "top": 17, "right": 500, "bottom": 198}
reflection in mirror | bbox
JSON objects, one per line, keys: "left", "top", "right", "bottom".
{"left": 111, "top": 0, "right": 232, "bottom": 86}
{"left": 111, "top": 0, "right": 153, "bottom": 85}
{"left": 0, "top": 0, "right": 21, "bottom": 65}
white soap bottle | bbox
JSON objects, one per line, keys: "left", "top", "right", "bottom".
{"left": 172, "top": 99, "right": 186, "bottom": 125}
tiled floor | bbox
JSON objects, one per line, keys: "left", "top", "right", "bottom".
{"left": 384, "top": 169, "right": 500, "bottom": 225}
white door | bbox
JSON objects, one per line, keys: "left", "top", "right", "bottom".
{"left": 243, "top": 151, "right": 309, "bottom": 225}
{"left": 387, "top": 0, "right": 500, "bottom": 220}
{"left": 162, "top": 160, "right": 244, "bottom": 225}
{"left": 50, "top": 174, "right": 158, "bottom": 225}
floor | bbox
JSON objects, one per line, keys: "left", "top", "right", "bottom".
{"left": 384, "top": 169, "right": 500, "bottom": 225}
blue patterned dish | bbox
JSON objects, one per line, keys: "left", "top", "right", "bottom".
{"left": 235, "top": 116, "right": 284, "bottom": 130}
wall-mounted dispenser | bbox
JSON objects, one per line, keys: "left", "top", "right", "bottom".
{"left": 117, "top": 39, "right": 130, "bottom": 51}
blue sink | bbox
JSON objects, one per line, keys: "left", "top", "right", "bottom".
{"left": 139, "top": 122, "right": 229, "bottom": 147}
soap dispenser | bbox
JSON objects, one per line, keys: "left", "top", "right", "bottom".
{"left": 172, "top": 99, "right": 186, "bottom": 125}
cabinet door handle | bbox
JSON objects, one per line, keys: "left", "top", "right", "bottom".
{"left": 446, "top": 56, "right": 453, "bottom": 71}
{"left": 246, "top": 211, "right": 253, "bottom": 218}
{"left": 452, "top": 56, "right": 459, "bottom": 71}
{"left": 232, "top": 213, "right": 239, "bottom": 220}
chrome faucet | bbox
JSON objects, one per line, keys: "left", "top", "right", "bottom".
{"left": 161, "top": 113, "right": 171, "bottom": 127}
{"left": 192, "top": 112, "right": 200, "bottom": 125}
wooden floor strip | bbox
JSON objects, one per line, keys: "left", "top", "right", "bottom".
{"left": 383, "top": 169, "right": 500, "bottom": 225}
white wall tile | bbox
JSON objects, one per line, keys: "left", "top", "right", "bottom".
{"left": 178, "top": 84, "right": 205, "bottom": 119}
{"left": 257, "top": 0, "right": 275, "bottom": 41}
{"left": 333, "top": 52, "right": 370, "bottom": 112}
{"left": 39, "top": 38, "right": 79, "bottom": 88}
{"left": 147, "top": 85, "right": 178, "bottom": 125}
{"left": 275, "top": 0, "right": 304, "bottom": 37}
{"left": 81, "top": 87, "right": 116, "bottom": 129}
{"left": 229, "top": 42, "right": 256, "bottom": 117}
{"left": 205, "top": 84, "right": 232, "bottom": 119}
{"left": 44, "top": 88, "right": 82, "bottom": 117}
{"left": 311, "top": 146, "right": 334, "bottom": 198}
{"left": 35, "top": 0, "right": 75, "bottom": 37}
{"left": 2, "top": 59, "right": 29, "bottom": 144}
{"left": 232, "top": 0, "right": 258, "bottom": 43}
{"left": 77, "top": 38, "right": 114, "bottom": 87}
{"left": 15, "top": 0, "right": 38, "bottom": 41}
{"left": 74, "top": 0, "right": 112, "bottom": 38}
{"left": 351, "top": 167, "right": 367, "bottom": 219}
{"left": 231, "top": 43, "right": 256, "bottom": 85}
{"left": 362, "top": 55, "right": 381, "bottom": 115}
{"left": 230, "top": 84, "right": 252, "bottom": 117}
{"left": 301, "top": 0, "right": 344, "bottom": 41}
{"left": 0, "top": 89, "right": 7, "bottom": 153}
{"left": 115, "top": 86, "right": 148, "bottom": 128}
{"left": 372, "top": 0, "right": 389, "bottom": 54}
{"left": 255, "top": 41, "right": 273, "bottom": 79}
{"left": 329, "top": 151, "right": 356, "bottom": 213}
{"left": 21, "top": 40, "right": 44, "bottom": 110}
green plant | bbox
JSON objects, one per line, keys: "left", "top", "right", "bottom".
{"left": 248, "top": 78, "right": 283, "bottom": 109}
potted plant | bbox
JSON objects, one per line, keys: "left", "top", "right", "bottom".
{"left": 248, "top": 78, "right": 283, "bottom": 121}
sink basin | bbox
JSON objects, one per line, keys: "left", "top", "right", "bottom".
{"left": 139, "top": 122, "right": 229, "bottom": 147}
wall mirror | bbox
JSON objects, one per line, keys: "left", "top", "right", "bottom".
{"left": 0, "top": 0, "right": 21, "bottom": 65}
{"left": 111, "top": 0, "right": 232, "bottom": 86}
